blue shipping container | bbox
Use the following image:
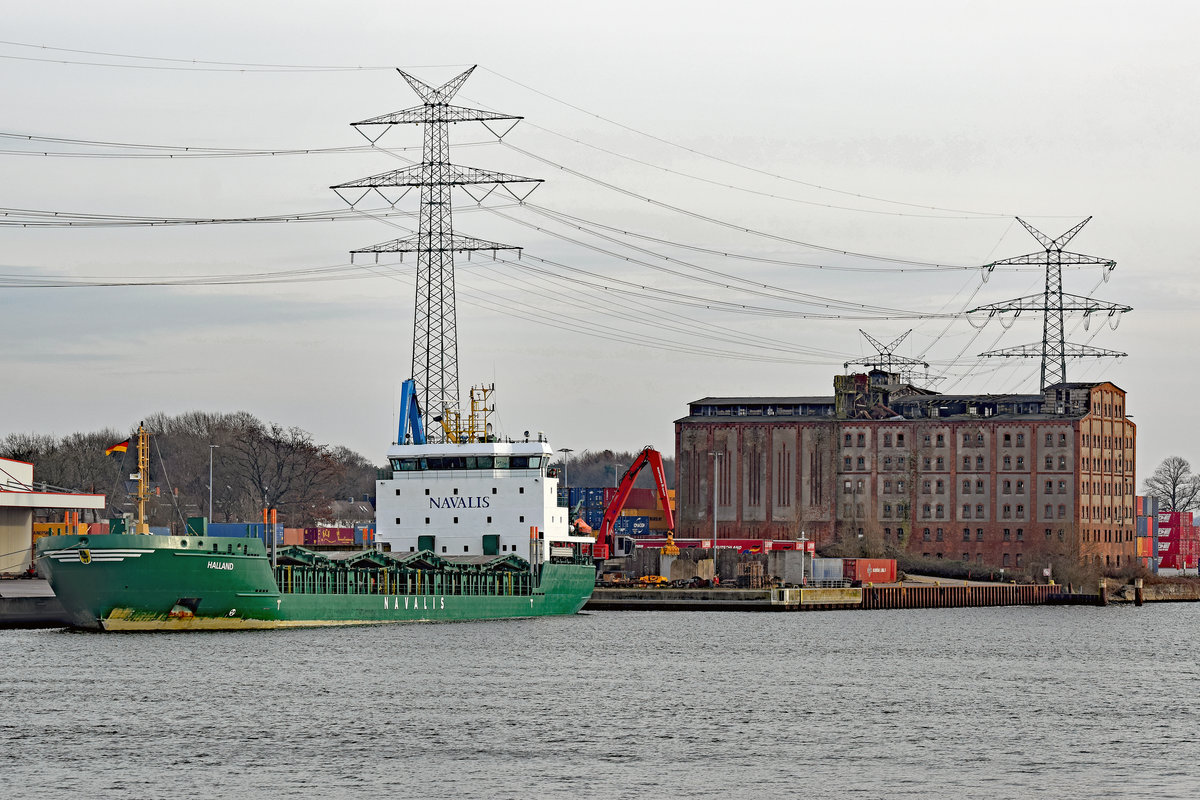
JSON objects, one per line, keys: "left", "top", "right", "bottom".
{"left": 567, "top": 487, "right": 583, "bottom": 509}
{"left": 584, "top": 488, "right": 606, "bottom": 508}
{"left": 557, "top": 487, "right": 570, "bottom": 508}
{"left": 812, "top": 558, "right": 843, "bottom": 581}
{"left": 584, "top": 508, "right": 605, "bottom": 529}
{"left": 207, "top": 522, "right": 282, "bottom": 544}
{"left": 207, "top": 523, "right": 251, "bottom": 537}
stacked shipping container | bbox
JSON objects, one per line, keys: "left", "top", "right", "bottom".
{"left": 559, "top": 484, "right": 675, "bottom": 537}
{"left": 1135, "top": 495, "right": 1160, "bottom": 570}
{"left": 1155, "top": 510, "right": 1199, "bottom": 570}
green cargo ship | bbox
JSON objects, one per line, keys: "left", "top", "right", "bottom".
{"left": 36, "top": 412, "right": 598, "bottom": 631}
{"left": 36, "top": 533, "right": 595, "bottom": 631}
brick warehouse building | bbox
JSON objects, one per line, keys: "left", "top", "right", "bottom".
{"left": 674, "top": 370, "right": 1135, "bottom": 572}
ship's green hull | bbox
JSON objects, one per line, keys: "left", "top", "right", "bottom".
{"left": 36, "top": 534, "right": 595, "bottom": 631}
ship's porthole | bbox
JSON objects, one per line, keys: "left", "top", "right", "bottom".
{"left": 180, "top": 539, "right": 188, "bottom": 547}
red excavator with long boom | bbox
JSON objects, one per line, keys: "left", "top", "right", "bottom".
{"left": 584, "top": 446, "right": 675, "bottom": 561}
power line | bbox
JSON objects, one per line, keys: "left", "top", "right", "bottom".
{"left": 479, "top": 66, "right": 1081, "bottom": 220}
{"left": 488, "top": 205, "right": 938, "bottom": 316}
{"left": 0, "top": 202, "right": 508, "bottom": 228}
{"left": 0, "top": 130, "right": 377, "bottom": 154}
{"left": 0, "top": 262, "right": 376, "bottom": 288}
{"left": 0, "top": 39, "right": 437, "bottom": 72}
{"left": 0, "top": 130, "right": 497, "bottom": 159}
{"left": 356, "top": 205, "right": 954, "bottom": 321}
{"left": 522, "top": 202, "right": 1062, "bottom": 275}
{"left": 0, "top": 37, "right": 1075, "bottom": 221}
{"left": 511, "top": 118, "right": 1006, "bottom": 220}
{"left": 502, "top": 141, "right": 973, "bottom": 268}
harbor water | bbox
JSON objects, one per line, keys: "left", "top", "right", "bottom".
{"left": 2, "top": 604, "right": 1198, "bottom": 799}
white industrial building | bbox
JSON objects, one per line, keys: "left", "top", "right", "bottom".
{"left": 0, "top": 457, "right": 105, "bottom": 574}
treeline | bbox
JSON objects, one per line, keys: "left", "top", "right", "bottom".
{"left": 1, "top": 411, "right": 378, "bottom": 529}
{"left": 551, "top": 448, "right": 675, "bottom": 490}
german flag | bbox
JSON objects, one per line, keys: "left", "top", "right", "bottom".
{"left": 105, "top": 439, "right": 130, "bottom": 456}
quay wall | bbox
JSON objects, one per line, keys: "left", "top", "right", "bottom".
{"left": 1108, "top": 581, "right": 1200, "bottom": 603}
{"left": 862, "top": 583, "right": 1066, "bottom": 610}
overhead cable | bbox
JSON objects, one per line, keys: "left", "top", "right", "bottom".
{"left": 502, "top": 142, "right": 971, "bottom": 268}
{"left": 479, "top": 66, "right": 1049, "bottom": 219}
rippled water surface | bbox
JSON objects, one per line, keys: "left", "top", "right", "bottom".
{"left": 3, "top": 604, "right": 1198, "bottom": 799}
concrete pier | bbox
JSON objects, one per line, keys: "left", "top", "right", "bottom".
{"left": 0, "top": 579, "right": 69, "bottom": 628}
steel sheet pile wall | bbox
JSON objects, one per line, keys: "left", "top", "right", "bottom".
{"left": 862, "top": 583, "right": 1067, "bottom": 610}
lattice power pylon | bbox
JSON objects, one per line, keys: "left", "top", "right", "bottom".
{"left": 332, "top": 66, "right": 542, "bottom": 439}
{"left": 844, "top": 329, "right": 941, "bottom": 385}
{"left": 968, "top": 217, "right": 1131, "bottom": 391}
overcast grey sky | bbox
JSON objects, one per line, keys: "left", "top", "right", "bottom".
{"left": 1, "top": 1, "right": 1196, "bottom": 480}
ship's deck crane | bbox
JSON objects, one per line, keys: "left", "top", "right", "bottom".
{"left": 589, "top": 446, "right": 675, "bottom": 560}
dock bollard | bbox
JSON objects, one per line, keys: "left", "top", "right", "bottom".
{"left": 1097, "top": 579, "right": 1107, "bottom": 606}
{"left": 1135, "top": 578, "right": 1144, "bottom": 607}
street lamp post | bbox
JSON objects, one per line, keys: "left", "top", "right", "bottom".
{"left": 709, "top": 450, "right": 724, "bottom": 584}
{"left": 208, "top": 444, "right": 219, "bottom": 523}
{"left": 558, "top": 448, "right": 573, "bottom": 487}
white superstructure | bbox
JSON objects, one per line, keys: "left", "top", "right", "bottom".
{"left": 375, "top": 436, "right": 585, "bottom": 560}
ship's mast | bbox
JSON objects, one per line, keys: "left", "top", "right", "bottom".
{"left": 135, "top": 422, "right": 150, "bottom": 534}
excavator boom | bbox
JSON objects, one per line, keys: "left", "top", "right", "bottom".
{"left": 593, "top": 446, "right": 674, "bottom": 559}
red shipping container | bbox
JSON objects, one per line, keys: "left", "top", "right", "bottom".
{"left": 843, "top": 558, "right": 897, "bottom": 584}
{"left": 625, "top": 488, "right": 655, "bottom": 509}
{"left": 316, "top": 527, "right": 355, "bottom": 545}
{"left": 603, "top": 487, "right": 619, "bottom": 505}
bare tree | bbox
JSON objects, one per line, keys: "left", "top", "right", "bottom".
{"left": 226, "top": 421, "right": 344, "bottom": 526}
{"left": 5, "top": 412, "right": 372, "bottom": 528}
{"left": 550, "top": 449, "right": 676, "bottom": 489}
{"left": 1142, "top": 456, "right": 1200, "bottom": 512}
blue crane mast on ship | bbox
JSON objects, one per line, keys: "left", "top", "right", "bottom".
{"left": 332, "top": 66, "right": 543, "bottom": 442}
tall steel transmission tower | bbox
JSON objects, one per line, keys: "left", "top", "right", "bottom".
{"left": 968, "top": 217, "right": 1131, "bottom": 391}
{"left": 332, "top": 66, "right": 542, "bottom": 439}
{"left": 844, "top": 329, "right": 942, "bottom": 385}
